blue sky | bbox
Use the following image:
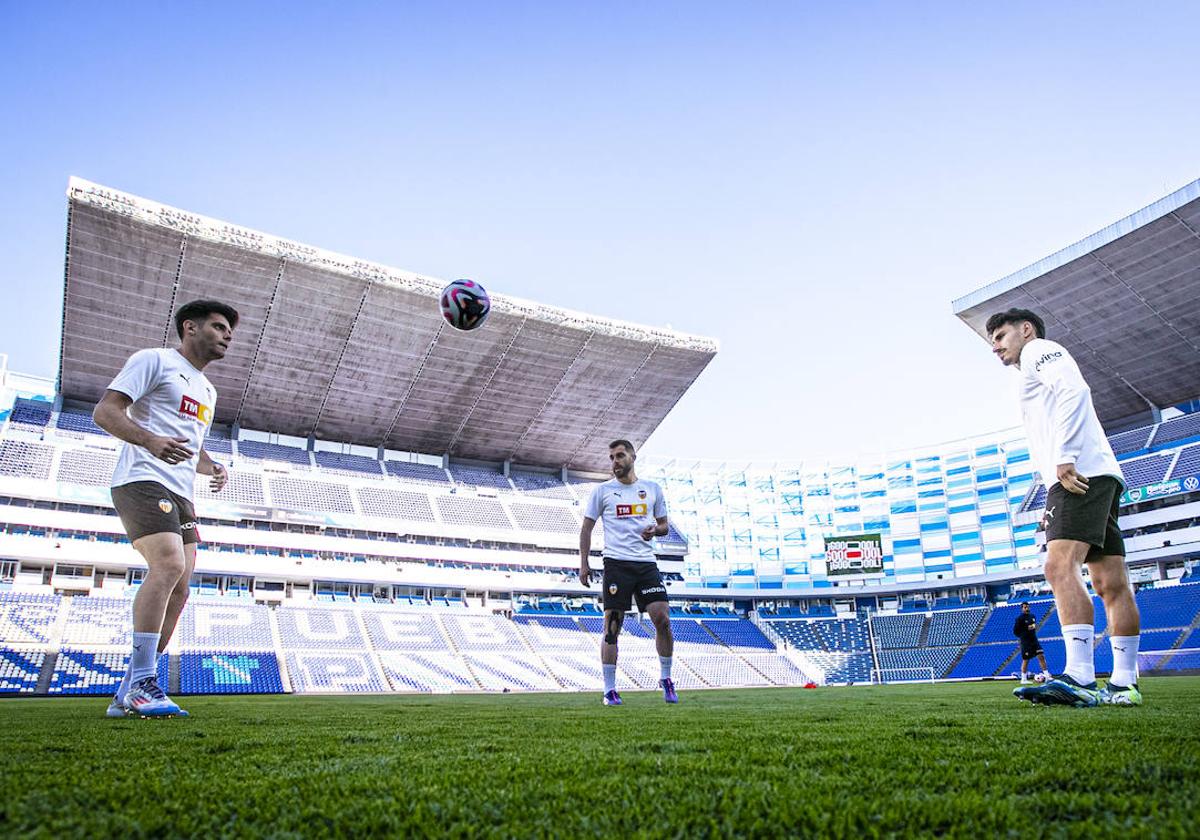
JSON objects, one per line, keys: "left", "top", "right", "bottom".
{"left": 1, "top": 2, "right": 1197, "bottom": 462}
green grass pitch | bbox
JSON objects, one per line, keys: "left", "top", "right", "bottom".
{"left": 1, "top": 678, "right": 1198, "bottom": 838}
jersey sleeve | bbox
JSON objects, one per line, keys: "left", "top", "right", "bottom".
{"left": 652, "top": 483, "right": 667, "bottom": 518}
{"left": 583, "top": 485, "right": 603, "bottom": 521}
{"left": 107, "top": 349, "right": 162, "bottom": 403}
{"left": 1024, "top": 339, "right": 1093, "bottom": 468}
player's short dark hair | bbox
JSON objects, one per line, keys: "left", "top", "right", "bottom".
{"left": 175, "top": 299, "right": 240, "bottom": 339}
{"left": 985, "top": 308, "right": 1045, "bottom": 340}
{"left": 608, "top": 439, "right": 635, "bottom": 454}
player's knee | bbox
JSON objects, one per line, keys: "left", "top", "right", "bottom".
{"left": 152, "top": 552, "right": 187, "bottom": 582}
{"left": 603, "top": 631, "right": 619, "bottom": 645}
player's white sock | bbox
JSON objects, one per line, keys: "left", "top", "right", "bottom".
{"left": 1109, "top": 635, "right": 1140, "bottom": 687}
{"left": 602, "top": 663, "right": 617, "bottom": 693}
{"left": 659, "top": 656, "right": 673, "bottom": 680}
{"left": 115, "top": 663, "right": 133, "bottom": 703}
{"left": 1062, "top": 624, "right": 1095, "bottom": 685}
{"left": 130, "top": 632, "right": 160, "bottom": 683}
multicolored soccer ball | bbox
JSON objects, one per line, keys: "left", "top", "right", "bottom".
{"left": 439, "top": 279, "right": 491, "bottom": 331}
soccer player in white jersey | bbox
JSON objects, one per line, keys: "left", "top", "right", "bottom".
{"left": 95, "top": 300, "right": 238, "bottom": 717}
{"left": 579, "top": 439, "right": 676, "bottom": 705}
{"left": 987, "top": 308, "right": 1142, "bottom": 706}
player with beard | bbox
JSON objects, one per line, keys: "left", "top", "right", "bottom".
{"left": 579, "top": 439, "right": 676, "bottom": 705}
{"left": 95, "top": 300, "right": 238, "bottom": 717}
{"left": 1013, "top": 602, "right": 1051, "bottom": 684}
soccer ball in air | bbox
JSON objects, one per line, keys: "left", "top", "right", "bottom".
{"left": 440, "top": 279, "right": 491, "bottom": 331}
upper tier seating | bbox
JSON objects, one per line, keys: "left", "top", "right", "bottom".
{"left": 447, "top": 464, "right": 513, "bottom": 491}
{"left": 203, "top": 436, "right": 233, "bottom": 455}
{"left": 384, "top": 460, "right": 451, "bottom": 485}
{"left": 237, "top": 440, "right": 312, "bottom": 467}
{"left": 1120, "top": 453, "right": 1175, "bottom": 488}
{"left": 1153, "top": 412, "right": 1200, "bottom": 446}
{"left": 55, "top": 409, "right": 106, "bottom": 437}
{"left": 1107, "top": 426, "right": 1154, "bottom": 454}
{"left": 7, "top": 398, "right": 52, "bottom": 429}
{"left": 1170, "top": 444, "right": 1200, "bottom": 479}
{"left": 314, "top": 450, "right": 384, "bottom": 478}
{"left": 508, "top": 470, "right": 574, "bottom": 499}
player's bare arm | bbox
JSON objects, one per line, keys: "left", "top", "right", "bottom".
{"left": 579, "top": 516, "right": 597, "bottom": 586}
{"left": 93, "top": 389, "right": 194, "bottom": 465}
{"left": 641, "top": 516, "right": 669, "bottom": 541}
{"left": 198, "top": 449, "right": 228, "bottom": 492}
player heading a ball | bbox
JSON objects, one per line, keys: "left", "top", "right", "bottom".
{"left": 440, "top": 279, "right": 490, "bottom": 331}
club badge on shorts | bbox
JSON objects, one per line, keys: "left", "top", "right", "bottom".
{"left": 159, "top": 498, "right": 174, "bottom": 514}
{"left": 609, "top": 583, "right": 618, "bottom": 595}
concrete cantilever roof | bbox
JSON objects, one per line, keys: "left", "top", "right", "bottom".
{"left": 59, "top": 178, "right": 718, "bottom": 472}
{"left": 954, "top": 178, "right": 1200, "bottom": 426}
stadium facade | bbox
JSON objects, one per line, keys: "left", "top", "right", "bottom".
{"left": 1, "top": 177, "right": 1198, "bottom": 696}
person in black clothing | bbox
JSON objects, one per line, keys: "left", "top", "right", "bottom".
{"left": 1013, "top": 602, "right": 1050, "bottom": 684}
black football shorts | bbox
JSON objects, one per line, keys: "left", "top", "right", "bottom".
{"left": 601, "top": 559, "right": 668, "bottom": 612}
{"left": 111, "top": 481, "right": 200, "bottom": 545}
{"left": 1043, "top": 475, "right": 1124, "bottom": 559}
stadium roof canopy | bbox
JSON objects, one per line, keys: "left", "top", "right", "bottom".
{"left": 953, "top": 178, "right": 1200, "bottom": 427}
{"left": 59, "top": 178, "right": 718, "bottom": 472}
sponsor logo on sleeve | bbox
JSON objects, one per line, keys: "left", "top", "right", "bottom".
{"left": 1033, "top": 351, "right": 1063, "bottom": 373}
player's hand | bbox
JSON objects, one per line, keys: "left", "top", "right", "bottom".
{"left": 1056, "top": 463, "right": 1088, "bottom": 495}
{"left": 641, "top": 524, "right": 657, "bottom": 541}
{"left": 579, "top": 560, "right": 591, "bottom": 587}
{"left": 149, "top": 435, "right": 194, "bottom": 465}
{"left": 210, "top": 462, "right": 228, "bottom": 492}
